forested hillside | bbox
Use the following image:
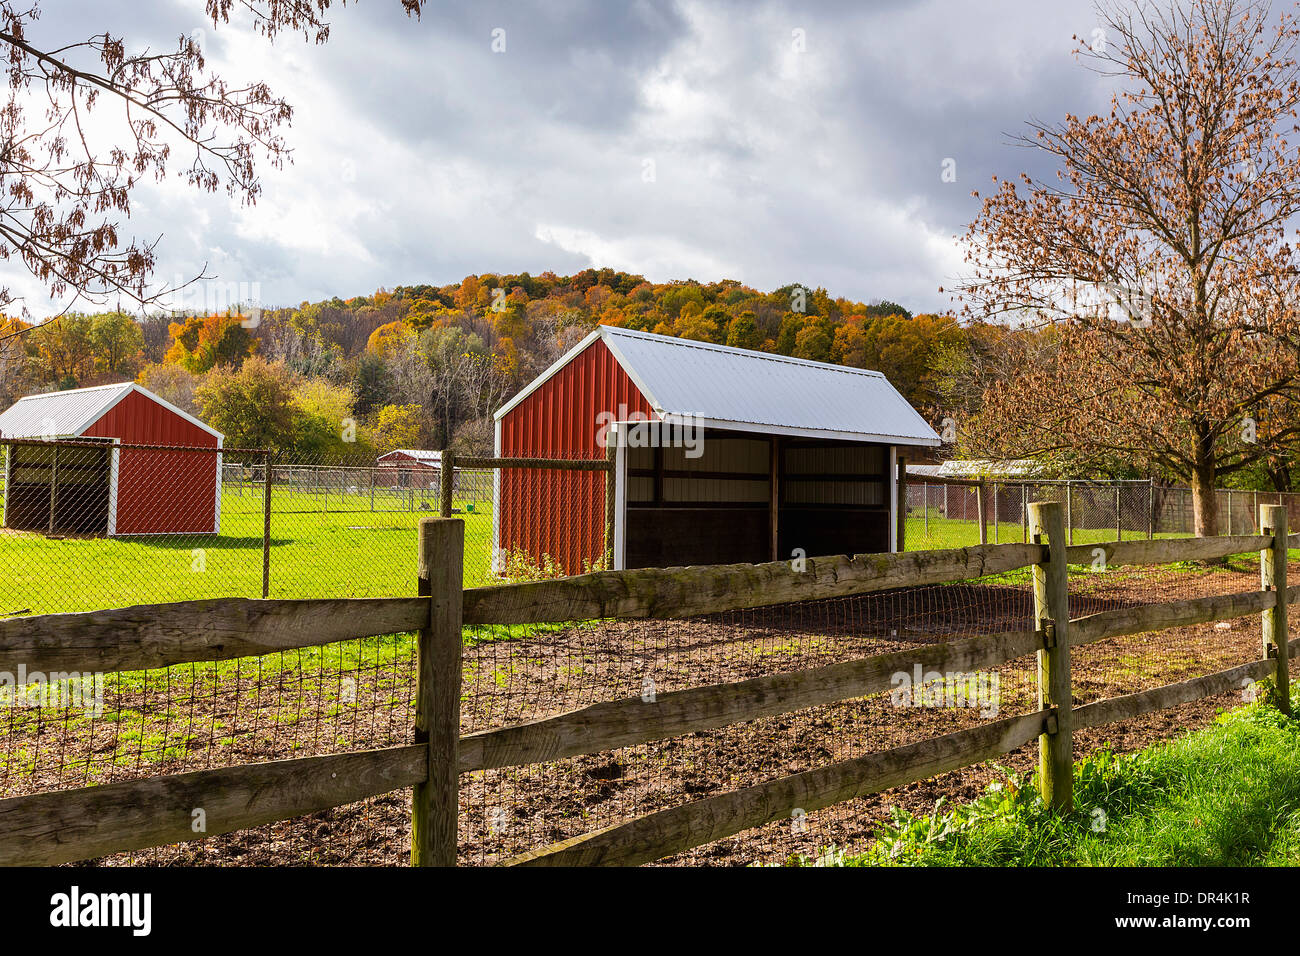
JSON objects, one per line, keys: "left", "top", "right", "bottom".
{"left": 0, "top": 271, "right": 963, "bottom": 460}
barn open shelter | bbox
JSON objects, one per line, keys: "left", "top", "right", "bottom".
{"left": 492, "top": 325, "right": 941, "bottom": 573}
{"left": 0, "top": 382, "right": 224, "bottom": 536}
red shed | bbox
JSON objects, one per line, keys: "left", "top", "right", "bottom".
{"left": 0, "top": 382, "right": 223, "bottom": 536}
{"left": 493, "top": 326, "right": 941, "bottom": 574}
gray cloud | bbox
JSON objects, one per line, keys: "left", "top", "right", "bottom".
{"left": 12, "top": 0, "right": 1118, "bottom": 315}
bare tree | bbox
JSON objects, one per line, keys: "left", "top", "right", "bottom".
{"left": 958, "top": 0, "right": 1300, "bottom": 535}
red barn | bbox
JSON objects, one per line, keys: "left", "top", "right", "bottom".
{"left": 493, "top": 326, "right": 941, "bottom": 574}
{"left": 0, "top": 382, "right": 223, "bottom": 536}
{"left": 375, "top": 448, "right": 442, "bottom": 488}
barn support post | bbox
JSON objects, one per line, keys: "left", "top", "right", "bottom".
{"left": 261, "top": 451, "right": 273, "bottom": 599}
{"left": 1028, "top": 500, "right": 1073, "bottom": 812}
{"left": 440, "top": 453, "right": 456, "bottom": 518}
{"left": 895, "top": 455, "right": 907, "bottom": 553}
{"left": 605, "top": 436, "right": 617, "bottom": 570}
{"left": 768, "top": 437, "right": 782, "bottom": 561}
{"left": 1260, "top": 504, "right": 1291, "bottom": 716}
{"left": 412, "top": 517, "right": 464, "bottom": 866}
{"left": 976, "top": 480, "right": 988, "bottom": 546}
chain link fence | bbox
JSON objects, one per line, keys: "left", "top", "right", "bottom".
{"left": 905, "top": 477, "right": 1295, "bottom": 551}
{"left": 0, "top": 441, "right": 608, "bottom": 616}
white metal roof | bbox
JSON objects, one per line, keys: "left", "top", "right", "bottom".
{"left": 939, "top": 459, "right": 1042, "bottom": 478}
{"left": 495, "top": 325, "right": 941, "bottom": 447}
{"left": 377, "top": 448, "right": 442, "bottom": 464}
{"left": 0, "top": 382, "right": 222, "bottom": 440}
{"left": 906, "top": 463, "right": 948, "bottom": 478}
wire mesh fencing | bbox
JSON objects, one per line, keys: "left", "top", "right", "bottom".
{"left": 0, "top": 630, "right": 419, "bottom": 865}
{"left": 0, "top": 440, "right": 609, "bottom": 616}
{"left": 903, "top": 478, "right": 1297, "bottom": 552}
{"left": 456, "top": 547, "right": 1283, "bottom": 866}
{"left": 0, "top": 530, "right": 1286, "bottom": 866}
{"left": 458, "top": 575, "right": 1038, "bottom": 866}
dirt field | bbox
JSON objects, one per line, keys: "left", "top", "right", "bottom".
{"left": 4, "top": 560, "right": 1278, "bottom": 866}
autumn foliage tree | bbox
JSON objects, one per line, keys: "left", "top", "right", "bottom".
{"left": 958, "top": 0, "right": 1300, "bottom": 535}
{"left": 166, "top": 312, "right": 256, "bottom": 373}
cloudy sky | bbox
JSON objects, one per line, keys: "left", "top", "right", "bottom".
{"left": 14, "top": 0, "right": 1118, "bottom": 316}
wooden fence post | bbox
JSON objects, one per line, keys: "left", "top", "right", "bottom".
{"left": 976, "top": 480, "right": 988, "bottom": 545}
{"left": 412, "top": 517, "right": 464, "bottom": 866}
{"left": 1027, "top": 500, "right": 1073, "bottom": 812}
{"left": 439, "top": 452, "right": 456, "bottom": 518}
{"left": 605, "top": 438, "right": 617, "bottom": 570}
{"left": 1260, "top": 504, "right": 1291, "bottom": 715}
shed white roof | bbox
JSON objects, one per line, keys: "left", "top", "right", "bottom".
{"left": 496, "top": 325, "right": 941, "bottom": 447}
{"left": 378, "top": 448, "right": 442, "bottom": 464}
{"left": 939, "top": 459, "right": 1042, "bottom": 479}
{"left": 0, "top": 382, "right": 222, "bottom": 440}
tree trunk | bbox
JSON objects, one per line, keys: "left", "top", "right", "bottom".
{"left": 1267, "top": 461, "right": 1293, "bottom": 493}
{"left": 1191, "top": 460, "right": 1218, "bottom": 537}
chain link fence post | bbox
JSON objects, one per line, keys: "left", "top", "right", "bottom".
{"left": 262, "top": 449, "right": 273, "bottom": 599}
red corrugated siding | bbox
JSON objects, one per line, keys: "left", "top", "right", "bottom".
{"left": 498, "top": 338, "right": 652, "bottom": 573}
{"left": 82, "top": 389, "right": 219, "bottom": 534}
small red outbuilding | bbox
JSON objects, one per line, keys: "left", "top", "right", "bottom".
{"left": 493, "top": 325, "right": 942, "bottom": 574}
{"left": 0, "top": 382, "right": 224, "bottom": 536}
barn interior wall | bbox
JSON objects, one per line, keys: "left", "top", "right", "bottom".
{"left": 2, "top": 443, "right": 111, "bottom": 535}
{"left": 624, "top": 431, "right": 892, "bottom": 569}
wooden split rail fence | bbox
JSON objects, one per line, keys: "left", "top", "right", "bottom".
{"left": 0, "top": 501, "right": 1294, "bottom": 866}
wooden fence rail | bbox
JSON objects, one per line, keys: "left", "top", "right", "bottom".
{"left": 0, "top": 503, "right": 1294, "bottom": 866}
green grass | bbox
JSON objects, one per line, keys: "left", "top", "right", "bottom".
{"left": 905, "top": 509, "right": 1188, "bottom": 550}
{"left": 801, "top": 682, "right": 1300, "bottom": 867}
{"left": 0, "top": 485, "right": 1279, "bottom": 617}
{"left": 0, "top": 485, "right": 498, "bottom": 615}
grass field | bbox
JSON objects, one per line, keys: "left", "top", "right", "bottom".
{"left": 905, "top": 509, "right": 1187, "bottom": 550}
{"left": 0, "top": 485, "right": 499, "bottom": 616}
{"left": 0, "top": 489, "right": 1272, "bottom": 617}
{"left": 815, "top": 682, "right": 1300, "bottom": 867}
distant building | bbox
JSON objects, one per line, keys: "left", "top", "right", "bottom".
{"left": 376, "top": 448, "right": 442, "bottom": 471}
{"left": 930, "top": 459, "right": 1043, "bottom": 480}
{"left": 375, "top": 448, "right": 443, "bottom": 491}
